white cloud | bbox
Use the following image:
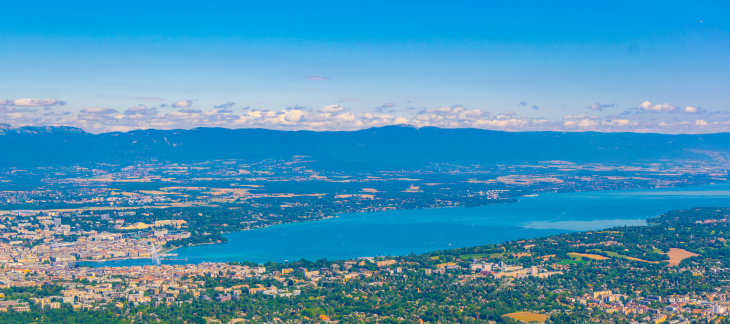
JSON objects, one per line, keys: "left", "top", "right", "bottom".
{"left": 564, "top": 119, "right": 599, "bottom": 128}
{"left": 405, "top": 106, "right": 549, "bottom": 130}
{"left": 335, "top": 112, "right": 356, "bottom": 122}
{"left": 318, "top": 105, "right": 344, "bottom": 113}
{"left": 602, "top": 119, "right": 634, "bottom": 127}
{"left": 14, "top": 98, "right": 64, "bottom": 106}
{"left": 638, "top": 101, "right": 678, "bottom": 112}
{"left": 637, "top": 101, "right": 703, "bottom": 114}
{"left": 172, "top": 100, "right": 192, "bottom": 108}
{"left": 0, "top": 98, "right": 64, "bottom": 106}
{"left": 3, "top": 99, "right": 730, "bottom": 134}
{"left": 682, "top": 106, "right": 706, "bottom": 114}
{"left": 282, "top": 109, "right": 307, "bottom": 122}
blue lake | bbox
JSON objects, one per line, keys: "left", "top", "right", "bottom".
{"left": 80, "top": 183, "right": 730, "bottom": 267}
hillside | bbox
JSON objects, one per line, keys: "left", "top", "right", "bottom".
{"left": 2, "top": 124, "right": 730, "bottom": 170}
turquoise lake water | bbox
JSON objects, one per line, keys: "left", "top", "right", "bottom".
{"left": 79, "top": 183, "right": 730, "bottom": 267}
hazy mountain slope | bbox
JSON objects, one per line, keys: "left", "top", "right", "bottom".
{"left": 1, "top": 125, "right": 729, "bottom": 169}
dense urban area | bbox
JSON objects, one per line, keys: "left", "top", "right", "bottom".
{"left": 0, "top": 206, "right": 730, "bottom": 323}
{"left": 0, "top": 156, "right": 729, "bottom": 323}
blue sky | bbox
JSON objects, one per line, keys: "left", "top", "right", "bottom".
{"left": 1, "top": 0, "right": 729, "bottom": 133}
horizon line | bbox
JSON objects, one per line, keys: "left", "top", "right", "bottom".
{"left": 2, "top": 123, "right": 729, "bottom": 136}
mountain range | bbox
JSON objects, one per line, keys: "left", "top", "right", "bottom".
{"left": 2, "top": 124, "right": 730, "bottom": 170}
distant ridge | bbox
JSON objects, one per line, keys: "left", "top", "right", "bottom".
{"left": 1, "top": 124, "right": 730, "bottom": 170}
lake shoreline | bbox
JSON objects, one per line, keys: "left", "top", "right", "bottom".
{"left": 76, "top": 182, "right": 730, "bottom": 267}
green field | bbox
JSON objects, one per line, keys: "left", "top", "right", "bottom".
{"left": 558, "top": 259, "right": 587, "bottom": 265}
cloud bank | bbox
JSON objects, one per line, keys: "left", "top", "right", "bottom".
{"left": 1, "top": 98, "right": 65, "bottom": 107}
{"left": 637, "top": 101, "right": 701, "bottom": 114}
{"left": 2, "top": 99, "right": 729, "bottom": 134}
